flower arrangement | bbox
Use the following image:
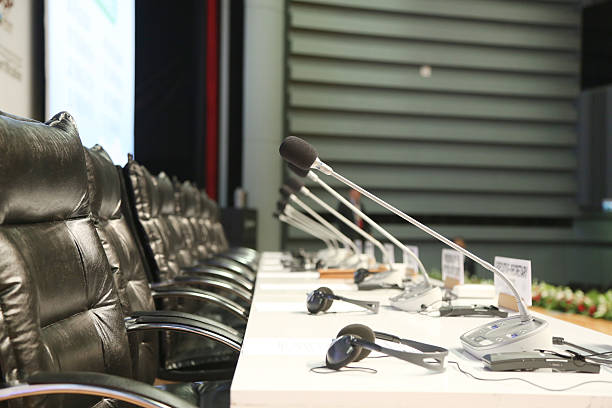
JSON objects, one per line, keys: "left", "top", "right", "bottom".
{"left": 531, "top": 282, "right": 612, "bottom": 320}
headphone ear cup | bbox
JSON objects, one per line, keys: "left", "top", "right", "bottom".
{"left": 325, "top": 335, "right": 363, "bottom": 370}
{"left": 354, "top": 268, "right": 369, "bottom": 284}
{"left": 317, "top": 286, "right": 335, "bottom": 312}
{"left": 337, "top": 324, "right": 375, "bottom": 361}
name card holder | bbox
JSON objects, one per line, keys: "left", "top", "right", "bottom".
{"left": 442, "top": 249, "right": 464, "bottom": 288}
{"left": 494, "top": 256, "right": 532, "bottom": 312}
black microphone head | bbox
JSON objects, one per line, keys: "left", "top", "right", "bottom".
{"left": 287, "top": 163, "right": 310, "bottom": 178}
{"left": 285, "top": 177, "right": 304, "bottom": 193}
{"left": 276, "top": 200, "right": 287, "bottom": 212}
{"left": 279, "top": 185, "right": 293, "bottom": 198}
{"left": 279, "top": 136, "right": 318, "bottom": 170}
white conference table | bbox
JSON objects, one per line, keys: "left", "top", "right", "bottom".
{"left": 231, "top": 252, "right": 612, "bottom": 408}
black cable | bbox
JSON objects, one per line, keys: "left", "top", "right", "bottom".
{"left": 448, "top": 361, "right": 612, "bottom": 392}
{"left": 412, "top": 299, "right": 445, "bottom": 316}
{"left": 417, "top": 307, "right": 443, "bottom": 317}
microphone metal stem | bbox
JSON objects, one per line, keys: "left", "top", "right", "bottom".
{"left": 291, "top": 195, "right": 359, "bottom": 255}
{"left": 285, "top": 206, "right": 340, "bottom": 252}
{"left": 302, "top": 187, "right": 391, "bottom": 268}
{"left": 312, "top": 172, "right": 427, "bottom": 281}
{"left": 279, "top": 214, "right": 335, "bottom": 254}
{"left": 327, "top": 168, "right": 531, "bottom": 322}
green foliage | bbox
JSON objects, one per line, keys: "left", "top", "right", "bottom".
{"left": 532, "top": 282, "right": 612, "bottom": 320}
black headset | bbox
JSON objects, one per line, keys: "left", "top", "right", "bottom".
{"left": 353, "top": 268, "right": 376, "bottom": 284}
{"left": 325, "top": 324, "right": 448, "bottom": 371}
{"left": 307, "top": 287, "right": 379, "bottom": 314}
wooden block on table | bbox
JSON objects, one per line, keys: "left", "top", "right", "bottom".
{"left": 444, "top": 276, "right": 460, "bottom": 289}
{"left": 498, "top": 292, "right": 519, "bottom": 312}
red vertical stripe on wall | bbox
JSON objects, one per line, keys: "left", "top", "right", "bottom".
{"left": 206, "top": 0, "right": 219, "bottom": 200}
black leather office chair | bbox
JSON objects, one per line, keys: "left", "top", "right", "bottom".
{"left": 85, "top": 145, "right": 247, "bottom": 382}
{"left": 0, "top": 111, "right": 238, "bottom": 407}
{"left": 193, "top": 191, "right": 259, "bottom": 271}
{"left": 157, "top": 172, "right": 255, "bottom": 284}
{"left": 171, "top": 179, "right": 258, "bottom": 279}
{"left": 122, "top": 159, "right": 253, "bottom": 306}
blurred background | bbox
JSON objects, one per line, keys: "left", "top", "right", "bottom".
{"left": 1, "top": 0, "right": 611, "bottom": 289}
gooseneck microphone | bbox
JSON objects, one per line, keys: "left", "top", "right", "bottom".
{"left": 284, "top": 176, "right": 390, "bottom": 268}
{"left": 279, "top": 136, "right": 551, "bottom": 359}
{"left": 280, "top": 197, "right": 357, "bottom": 267}
{"left": 287, "top": 165, "right": 437, "bottom": 301}
{"left": 279, "top": 137, "right": 526, "bottom": 317}
{"left": 279, "top": 136, "right": 318, "bottom": 170}
{"left": 275, "top": 209, "right": 335, "bottom": 255}
{"left": 290, "top": 167, "right": 426, "bottom": 279}
{"left": 279, "top": 201, "right": 340, "bottom": 255}
{"left": 280, "top": 185, "right": 359, "bottom": 257}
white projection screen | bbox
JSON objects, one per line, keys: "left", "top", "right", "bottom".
{"left": 46, "top": 0, "right": 135, "bottom": 165}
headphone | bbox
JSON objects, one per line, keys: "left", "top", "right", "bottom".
{"left": 353, "top": 268, "right": 376, "bottom": 284}
{"left": 307, "top": 287, "right": 379, "bottom": 314}
{"left": 325, "top": 324, "right": 448, "bottom": 371}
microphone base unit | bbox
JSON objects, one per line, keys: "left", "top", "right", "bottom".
{"left": 358, "top": 269, "right": 405, "bottom": 290}
{"left": 389, "top": 284, "right": 443, "bottom": 312}
{"left": 460, "top": 315, "right": 551, "bottom": 359}
{"left": 339, "top": 254, "right": 367, "bottom": 270}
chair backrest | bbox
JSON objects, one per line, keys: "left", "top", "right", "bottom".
{"left": 85, "top": 145, "right": 159, "bottom": 384}
{"left": 125, "top": 159, "right": 214, "bottom": 281}
{"left": 173, "top": 179, "right": 208, "bottom": 261}
{"left": 0, "top": 112, "right": 132, "bottom": 407}
{"left": 200, "top": 192, "right": 229, "bottom": 253}
{"left": 157, "top": 172, "right": 195, "bottom": 271}
{"left": 124, "top": 158, "right": 176, "bottom": 282}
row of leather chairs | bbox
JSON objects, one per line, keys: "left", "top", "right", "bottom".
{"left": 0, "top": 111, "right": 257, "bottom": 407}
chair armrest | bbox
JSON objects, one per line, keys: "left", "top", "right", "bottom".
{"left": 130, "top": 309, "right": 244, "bottom": 337}
{"left": 198, "top": 258, "right": 255, "bottom": 280}
{"left": 228, "top": 246, "right": 258, "bottom": 257}
{"left": 151, "top": 276, "right": 252, "bottom": 303}
{"left": 181, "top": 266, "right": 253, "bottom": 291}
{"left": 151, "top": 286, "right": 249, "bottom": 321}
{"left": 215, "top": 253, "right": 258, "bottom": 272}
{"left": 0, "top": 371, "right": 196, "bottom": 408}
{"left": 125, "top": 311, "right": 242, "bottom": 352}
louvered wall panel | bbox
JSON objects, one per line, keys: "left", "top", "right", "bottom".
{"left": 285, "top": 0, "right": 581, "bottom": 220}
{"left": 282, "top": 0, "right": 591, "bottom": 280}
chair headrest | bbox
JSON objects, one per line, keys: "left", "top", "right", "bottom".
{"left": 182, "top": 181, "right": 201, "bottom": 217}
{"left": 199, "top": 190, "right": 211, "bottom": 218}
{"left": 0, "top": 111, "right": 89, "bottom": 224}
{"left": 157, "top": 172, "right": 176, "bottom": 215}
{"left": 201, "top": 191, "right": 220, "bottom": 221}
{"left": 85, "top": 145, "right": 121, "bottom": 220}
{"left": 126, "top": 159, "right": 161, "bottom": 220}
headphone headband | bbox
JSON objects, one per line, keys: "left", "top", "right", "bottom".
{"left": 307, "top": 287, "right": 379, "bottom": 314}
{"left": 374, "top": 331, "right": 449, "bottom": 354}
{"left": 325, "top": 324, "right": 448, "bottom": 372}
